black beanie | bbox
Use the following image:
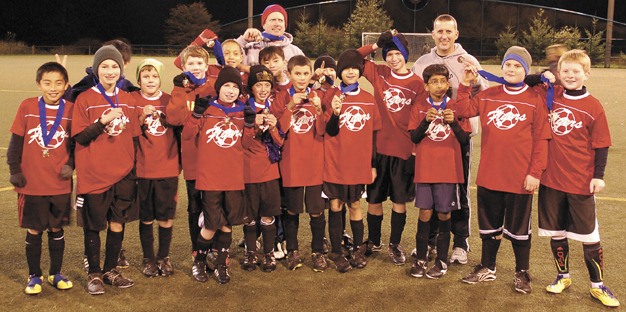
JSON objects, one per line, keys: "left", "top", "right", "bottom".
{"left": 381, "top": 33, "right": 409, "bottom": 61}
{"left": 214, "top": 67, "right": 242, "bottom": 94}
{"left": 247, "top": 65, "right": 274, "bottom": 93}
{"left": 336, "top": 49, "right": 363, "bottom": 78}
{"left": 314, "top": 55, "right": 337, "bottom": 71}
{"left": 93, "top": 45, "right": 124, "bottom": 78}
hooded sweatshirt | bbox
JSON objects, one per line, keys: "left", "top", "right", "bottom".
{"left": 236, "top": 32, "right": 304, "bottom": 66}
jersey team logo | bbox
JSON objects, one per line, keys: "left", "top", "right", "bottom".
{"left": 550, "top": 107, "right": 583, "bottom": 136}
{"left": 144, "top": 110, "right": 167, "bottom": 136}
{"left": 340, "top": 106, "right": 371, "bottom": 132}
{"left": 27, "top": 121, "right": 68, "bottom": 149}
{"left": 291, "top": 108, "right": 316, "bottom": 134}
{"left": 205, "top": 120, "right": 242, "bottom": 148}
{"left": 383, "top": 87, "right": 411, "bottom": 112}
{"left": 487, "top": 104, "right": 527, "bottom": 130}
{"left": 426, "top": 117, "right": 451, "bottom": 141}
{"left": 98, "top": 108, "right": 130, "bottom": 136}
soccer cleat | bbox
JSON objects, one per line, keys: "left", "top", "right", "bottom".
{"left": 410, "top": 259, "right": 428, "bottom": 278}
{"left": 274, "top": 241, "right": 286, "bottom": 260}
{"left": 157, "top": 257, "right": 174, "bottom": 277}
{"left": 426, "top": 260, "right": 448, "bottom": 279}
{"left": 103, "top": 268, "right": 134, "bottom": 288}
{"left": 329, "top": 252, "right": 352, "bottom": 273}
{"left": 24, "top": 275, "right": 43, "bottom": 295}
{"left": 364, "top": 240, "right": 382, "bottom": 256}
{"left": 83, "top": 254, "right": 90, "bottom": 273}
{"left": 287, "top": 250, "right": 303, "bottom": 271}
{"left": 546, "top": 275, "right": 572, "bottom": 294}
{"left": 191, "top": 260, "right": 208, "bottom": 282}
{"left": 348, "top": 247, "right": 367, "bottom": 269}
{"left": 207, "top": 249, "right": 218, "bottom": 262}
{"left": 214, "top": 264, "right": 231, "bottom": 284}
{"left": 590, "top": 285, "right": 620, "bottom": 308}
{"left": 48, "top": 273, "right": 73, "bottom": 290}
{"left": 117, "top": 249, "right": 129, "bottom": 269}
{"left": 261, "top": 252, "right": 277, "bottom": 272}
{"left": 87, "top": 273, "right": 105, "bottom": 295}
{"left": 342, "top": 231, "right": 354, "bottom": 250}
{"left": 513, "top": 270, "right": 532, "bottom": 294}
{"left": 449, "top": 247, "right": 468, "bottom": 265}
{"left": 461, "top": 265, "right": 497, "bottom": 284}
{"left": 242, "top": 251, "right": 259, "bottom": 271}
{"left": 142, "top": 258, "right": 159, "bottom": 277}
{"left": 312, "top": 252, "right": 328, "bottom": 272}
{"left": 388, "top": 243, "right": 406, "bottom": 265}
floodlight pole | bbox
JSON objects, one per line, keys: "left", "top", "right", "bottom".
{"left": 605, "top": 0, "right": 614, "bottom": 68}
{"left": 248, "top": 0, "right": 253, "bottom": 28}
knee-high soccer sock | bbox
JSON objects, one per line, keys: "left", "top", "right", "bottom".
{"left": 103, "top": 228, "right": 124, "bottom": 273}
{"left": 416, "top": 219, "right": 430, "bottom": 260}
{"left": 157, "top": 226, "right": 173, "bottom": 260}
{"left": 550, "top": 238, "right": 569, "bottom": 275}
{"left": 481, "top": 237, "right": 501, "bottom": 271}
{"left": 436, "top": 219, "right": 451, "bottom": 263}
{"left": 512, "top": 238, "right": 531, "bottom": 272}
{"left": 350, "top": 219, "right": 364, "bottom": 250}
{"left": 583, "top": 242, "right": 604, "bottom": 285}
{"left": 367, "top": 212, "right": 383, "bottom": 245}
{"left": 310, "top": 214, "right": 326, "bottom": 253}
{"left": 48, "top": 230, "right": 65, "bottom": 275}
{"left": 389, "top": 211, "right": 407, "bottom": 245}
{"left": 284, "top": 213, "right": 300, "bottom": 252}
{"left": 261, "top": 223, "right": 276, "bottom": 254}
{"left": 215, "top": 231, "right": 232, "bottom": 266}
{"left": 341, "top": 206, "right": 347, "bottom": 231}
{"left": 84, "top": 228, "right": 101, "bottom": 273}
{"left": 328, "top": 210, "right": 343, "bottom": 254}
{"left": 428, "top": 215, "right": 439, "bottom": 247}
{"left": 25, "top": 232, "right": 43, "bottom": 276}
{"left": 195, "top": 235, "right": 213, "bottom": 263}
{"left": 188, "top": 212, "right": 201, "bottom": 252}
{"left": 244, "top": 223, "right": 258, "bottom": 253}
{"left": 139, "top": 223, "right": 155, "bottom": 260}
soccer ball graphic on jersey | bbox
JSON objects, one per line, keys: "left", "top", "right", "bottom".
{"left": 27, "top": 121, "right": 68, "bottom": 149}
{"left": 487, "top": 104, "right": 526, "bottom": 130}
{"left": 550, "top": 107, "right": 583, "bottom": 136}
{"left": 145, "top": 110, "right": 167, "bottom": 136}
{"left": 99, "top": 108, "right": 130, "bottom": 136}
{"left": 340, "top": 106, "right": 371, "bottom": 132}
{"left": 205, "top": 120, "right": 242, "bottom": 148}
{"left": 291, "top": 108, "right": 315, "bottom": 134}
{"left": 426, "top": 117, "right": 451, "bottom": 141}
{"left": 383, "top": 88, "right": 410, "bottom": 112}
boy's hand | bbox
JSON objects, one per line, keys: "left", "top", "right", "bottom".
{"left": 244, "top": 104, "right": 257, "bottom": 127}
{"left": 426, "top": 108, "right": 438, "bottom": 122}
{"left": 331, "top": 95, "right": 343, "bottom": 116}
{"left": 100, "top": 108, "right": 123, "bottom": 125}
{"left": 55, "top": 54, "right": 67, "bottom": 68}
{"left": 589, "top": 178, "right": 605, "bottom": 194}
{"left": 192, "top": 94, "right": 210, "bottom": 118}
{"left": 461, "top": 64, "right": 478, "bottom": 86}
{"left": 442, "top": 109, "right": 455, "bottom": 124}
{"left": 376, "top": 31, "right": 393, "bottom": 49}
{"left": 310, "top": 94, "right": 322, "bottom": 115}
{"left": 142, "top": 105, "right": 156, "bottom": 117}
{"left": 523, "top": 175, "right": 540, "bottom": 193}
{"left": 10, "top": 173, "right": 27, "bottom": 188}
{"left": 542, "top": 71, "right": 556, "bottom": 84}
{"left": 59, "top": 165, "right": 73, "bottom": 180}
{"left": 264, "top": 114, "right": 277, "bottom": 129}
{"left": 289, "top": 93, "right": 309, "bottom": 111}
{"left": 313, "top": 61, "right": 325, "bottom": 81}
{"left": 243, "top": 28, "right": 262, "bottom": 42}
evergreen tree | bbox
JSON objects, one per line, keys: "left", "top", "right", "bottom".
{"left": 520, "top": 9, "right": 555, "bottom": 61}
{"left": 164, "top": 2, "right": 220, "bottom": 46}
{"left": 343, "top": 0, "right": 394, "bottom": 48}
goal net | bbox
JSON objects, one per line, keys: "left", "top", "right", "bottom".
{"left": 362, "top": 32, "right": 434, "bottom": 62}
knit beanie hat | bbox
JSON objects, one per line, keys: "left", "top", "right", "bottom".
{"left": 93, "top": 45, "right": 124, "bottom": 78}
{"left": 136, "top": 58, "right": 164, "bottom": 82}
{"left": 381, "top": 33, "right": 410, "bottom": 62}
{"left": 247, "top": 65, "right": 274, "bottom": 92}
{"left": 262, "top": 4, "right": 288, "bottom": 26}
{"left": 314, "top": 55, "right": 337, "bottom": 71}
{"left": 214, "top": 66, "right": 242, "bottom": 95}
{"left": 502, "top": 46, "right": 532, "bottom": 75}
{"left": 337, "top": 49, "right": 363, "bottom": 78}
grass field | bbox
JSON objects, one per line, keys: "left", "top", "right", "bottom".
{"left": 0, "top": 55, "right": 624, "bottom": 311}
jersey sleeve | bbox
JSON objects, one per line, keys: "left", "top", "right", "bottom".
{"left": 10, "top": 100, "right": 28, "bottom": 136}
{"left": 590, "top": 105, "right": 612, "bottom": 149}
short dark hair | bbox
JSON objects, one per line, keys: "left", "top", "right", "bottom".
{"left": 287, "top": 55, "right": 311, "bottom": 72}
{"left": 258, "top": 46, "right": 285, "bottom": 64}
{"left": 422, "top": 64, "right": 450, "bottom": 83}
{"left": 103, "top": 38, "right": 132, "bottom": 64}
{"left": 36, "top": 62, "right": 69, "bottom": 83}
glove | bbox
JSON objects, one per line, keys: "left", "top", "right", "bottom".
{"left": 10, "top": 173, "right": 26, "bottom": 188}
{"left": 376, "top": 31, "right": 393, "bottom": 48}
{"left": 192, "top": 94, "right": 210, "bottom": 117}
{"left": 244, "top": 104, "right": 256, "bottom": 127}
{"left": 173, "top": 73, "right": 187, "bottom": 88}
{"left": 59, "top": 165, "right": 73, "bottom": 179}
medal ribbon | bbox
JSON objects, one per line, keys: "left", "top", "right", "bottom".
{"left": 540, "top": 75, "right": 555, "bottom": 111}
{"left": 262, "top": 32, "right": 285, "bottom": 42}
{"left": 247, "top": 97, "right": 270, "bottom": 111}
{"left": 38, "top": 97, "right": 66, "bottom": 147}
{"left": 183, "top": 71, "right": 207, "bottom": 86}
{"left": 324, "top": 76, "right": 335, "bottom": 86}
{"left": 96, "top": 83, "right": 120, "bottom": 108}
{"left": 288, "top": 86, "right": 311, "bottom": 97}
{"left": 428, "top": 95, "right": 448, "bottom": 111}
{"left": 477, "top": 70, "right": 525, "bottom": 88}
{"left": 209, "top": 99, "right": 246, "bottom": 114}
{"left": 339, "top": 82, "right": 359, "bottom": 94}
{"left": 213, "top": 39, "right": 225, "bottom": 66}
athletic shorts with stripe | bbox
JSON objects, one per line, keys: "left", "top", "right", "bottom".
{"left": 77, "top": 173, "right": 138, "bottom": 231}
{"left": 18, "top": 193, "right": 71, "bottom": 231}
{"left": 477, "top": 186, "right": 532, "bottom": 241}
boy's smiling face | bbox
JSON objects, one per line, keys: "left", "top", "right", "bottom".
{"left": 262, "top": 55, "right": 286, "bottom": 78}
{"left": 263, "top": 12, "right": 286, "bottom": 37}
{"left": 252, "top": 81, "right": 272, "bottom": 102}
{"left": 222, "top": 41, "right": 243, "bottom": 68}
{"left": 138, "top": 68, "right": 160, "bottom": 97}
{"left": 340, "top": 67, "right": 360, "bottom": 86}
{"left": 287, "top": 65, "right": 311, "bottom": 91}
{"left": 218, "top": 81, "right": 240, "bottom": 104}
{"left": 501, "top": 59, "right": 526, "bottom": 85}
{"left": 183, "top": 56, "right": 208, "bottom": 79}
{"left": 385, "top": 50, "right": 406, "bottom": 73}
{"left": 558, "top": 61, "right": 588, "bottom": 91}
{"left": 97, "top": 59, "right": 121, "bottom": 89}
{"left": 37, "top": 71, "right": 68, "bottom": 105}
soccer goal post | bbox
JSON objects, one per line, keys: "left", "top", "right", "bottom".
{"left": 362, "top": 32, "right": 434, "bottom": 62}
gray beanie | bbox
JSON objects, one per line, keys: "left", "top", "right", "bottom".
{"left": 93, "top": 45, "right": 124, "bottom": 78}
{"left": 502, "top": 46, "right": 532, "bottom": 75}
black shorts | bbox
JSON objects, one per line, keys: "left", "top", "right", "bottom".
{"left": 323, "top": 182, "right": 365, "bottom": 204}
{"left": 201, "top": 190, "right": 250, "bottom": 230}
{"left": 138, "top": 177, "right": 178, "bottom": 222}
{"left": 77, "top": 174, "right": 138, "bottom": 231}
{"left": 186, "top": 180, "right": 203, "bottom": 214}
{"left": 245, "top": 179, "right": 282, "bottom": 218}
{"left": 414, "top": 183, "right": 458, "bottom": 213}
{"left": 538, "top": 184, "right": 600, "bottom": 243}
{"left": 18, "top": 193, "right": 71, "bottom": 231}
{"left": 367, "top": 154, "right": 415, "bottom": 204}
{"left": 283, "top": 185, "right": 325, "bottom": 214}
{"left": 476, "top": 186, "right": 532, "bottom": 241}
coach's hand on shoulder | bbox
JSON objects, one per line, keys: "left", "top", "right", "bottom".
{"left": 10, "top": 173, "right": 27, "bottom": 188}
{"left": 59, "top": 165, "right": 73, "bottom": 180}
{"left": 589, "top": 178, "right": 605, "bottom": 194}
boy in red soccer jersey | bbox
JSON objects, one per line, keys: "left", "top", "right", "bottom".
{"left": 260, "top": 46, "right": 291, "bottom": 96}
{"left": 456, "top": 46, "right": 551, "bottom": 294}
{"left": 356, "top": 30, "right": 426, "bottom": 264}
{"left": 131, "top": 59, "right": 180, "bottom": 278}
{"left": 72, "top": 46, "right": 141, "bottom": 295}
{"left": 271, "top": 55, "right": 327, "bottom": 272}
{"left": 8, "top": 62, "right": 74, "bottom": 295}
{"left": 183, "top": 67, "right": 255, "bottom": 284}
{"left": 323, "top": 49, "right": 382, "bottom": 273}
{"left": 407, "top": 64, "right": 469, "bottom": 279}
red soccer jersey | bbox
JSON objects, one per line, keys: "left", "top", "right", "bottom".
{"left": 323, "top": 88, "right": 382, "bottom": 185}
{"left": 73, "top": 87, "right": 140, "bottom": 194}
{"left": 271, "top": 89, "right": 325, "bottom": 187}
{"left": 244, "top": 99, "right": 283, "bottom": 183}
{"left": 10, "top": 97, "right": 74, "bottom": 195}
{"left": 132, "top": 91, "right": 180, "bottom": 179}
{"left": 540, "top": 88, "right": 611, "bottom": 195}
{"left": 363, "top": 60, "right": 426, "bottom": 160}
{"left": 454, "top": 84, "right": 551, "bottom": 194}
{"left": 408, "top": 96, "right": 464, "bottom": 183}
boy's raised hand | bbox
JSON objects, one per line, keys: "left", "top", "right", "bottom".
{"left": 243, "top": 28, "right": 262, "bottom": 42}
{"left": 244, "top": 104, "right": 257, "bottom": 127}
{"left": 589, "top": 178, "right": 605, "bottom": 194}
{"left": 192, "top": 94, "right": 210, "bottom": 118}
{"left": 425, "top": 107, "right": 438, "bottom": 122}
{"left": 542, "top": 71, "right": 556, "bottom": 84}
{"left": 442, "top": 109, "right": 455, "bottom": 124}
{"left": 310, "top": 93, "right": 322, "bottom": 115}
{"left": 55, "top": 54, "right": 67, "bottom": 68}
{"left": 331, "top": 95, "right": 342, "bottom": 116}
{"left": 461, "top": 64, "right": 478, "bottom": 86}
{"left": 376, "top": 31, "right": 393, "bottom": 49}
{"left": 100, "top": 107, "right": 123, "bottom": 125}
{"left": 523, "top": 174, "right": 540, "bottom": 193}
{"left": 313, "top": 61, "right": 325, "bottom": 81}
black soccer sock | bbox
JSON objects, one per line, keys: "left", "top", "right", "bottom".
{"left": 84, "top": 228, "right": 101, "bottom": 274}
{"left": 550, "top": 238, "right": 570, "bottom": 274}
{"left": 188, "top": 212, "right": 201, "bottom": 252}
{"left": 157, "top": 225, "right": 173, "bottom": 259}
{"left": 436, "top": 219, "right": 451, "bottom": 263}
{"left": 310, "top": 214, "right": 326, "bottom": 253}
{"left": 25, "top": 232, "right": 43, "bottom": 276}
{"left": 512, "top": 238, "right": 531, "bottom": 272}
{"left": 215, "top": 231, "right": 232, "bottom": 266}
{"left": 194, "top": 236, "right": 213, "bottom": 263}
{"left": 103, "top": 228, "right": 124, "bottom": 273}
{"left": 416, "top": 219, "right": 430, "bottom": 260}
{"left": 583, "top": 242, "right": 604, "bottom": 283}
{"left": 261, "top": 223, "right": 277, "bottom": 254}
{"left": 139, "top": 222, "right": 155, "bottom": 260}
{"left": 389, "top": 211, "right": 407, "bottom": 245}
{"left": 328, "top": 210, "right": 344, "bottom": 254}
{"left": 244, "top": 224, "right": 258, "bottom": 253}
{"left": 48, "top": 230, "right": 65, "bottom": 275}
{"left": 367, "top": 212, "right": 383, "bottom": 245}
{"left": 284, "top": 213, "right": 300, "bottom": 252}
{"left": 481, "top": 237, "right": 501, "bottom": 271}
{"left": 428, "top": 214, "right": 439, "bottom": 247}
{"left": 350, "top": 219, "right": 364, "bottom": 249}
{"left": 341, "top": 206, "right": 347, "bottom": 231}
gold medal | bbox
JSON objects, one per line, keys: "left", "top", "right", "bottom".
{"left": 339, "top": 94, "right": 346, "bottom": 102}
{"left": 207, "top": 39, "right": 215, "bottom": 48}
{"left": 224, "top": 116, "right": 231, "bottom": 125}
{"left": 119, "top": 121, "right": 126, "bottom": 130}
{"left": 390, "top": 29, "right": 398, "bottom": 36}
{"left": 263, "top": 108, "right": 270, "bottom": 115}
{"left": 183, "top": 77, "right": 190, "bottom": 88}
{"left": 152, "top": 111, "right": 160, "bottom": 119}
{"left": 318, "top": 76, "right": 326, "bottom": 84}
{"left": 42, "top": 149, "right": 50, "bottom": 158}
